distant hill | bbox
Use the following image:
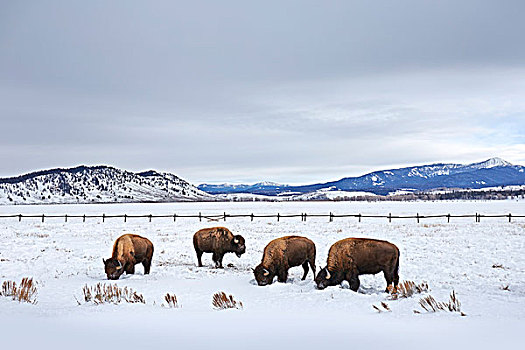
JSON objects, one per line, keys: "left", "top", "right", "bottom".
{"left": 198, "top": 158, "right": 525, "bottom": 196}
{"left": 0, "top": 165, "right": 213, "bottom": 205}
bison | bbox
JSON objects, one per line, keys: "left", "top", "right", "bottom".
{"left": 315, "top": 238, "right": 399, "bottom": 292}
{"left": 253, "top": 236, "right": 316, "bottom": 286}
{"left": 193, "top": 227, "right": 246, "bottom": 268}
{"left": 103, "top": 234, "right": 154, "bottom": 280}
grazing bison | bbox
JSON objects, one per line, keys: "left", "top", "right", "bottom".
{"left": 315, "top": 238, "right": 399, "bottom": 292}
{"left": 253, "top": 236, "right": 316, "bottom": 286}
{"left": 103, "top": 234, "right": 154, "bottom": 280}
{"left": 193, "top": 227, "right": 246, "bottom": 268}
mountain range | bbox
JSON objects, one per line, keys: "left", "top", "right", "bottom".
{"left": 198, "top": 158, "right": 525, "bottom": 196}
{"left": 0, "top": 158, "right": 523, "bottom": 205}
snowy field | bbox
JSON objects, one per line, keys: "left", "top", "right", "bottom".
{"left": 1, "top": 200, "right": 524, "bottom": 349}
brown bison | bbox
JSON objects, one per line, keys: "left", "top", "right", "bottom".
{"left": 193, "top": 227, "right": 246, "bottom": 268}
{"left": 315, "top": 238, "right": 399, "bottom": 292}
{"left": 103, "top": 234, "right": 154, "bottom": 280}
{"left": 253, "top": 236, "right": 316, "bottom": 286}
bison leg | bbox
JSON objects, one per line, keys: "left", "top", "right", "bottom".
{"left": 301, "top": 262, "right": 309, "bottom": 280}
{"left": 217, "top": 253, "right": 225, "bottom": 268}
{"left": 212, "top": 253, "right": 224, "bottom": 268}
{"left": 142, "top": 259, "right": 151, "bottom": 274}
{"left": 195, "top": 248, "right": 203, "bottom": 267}
{"left": 349, "top": 275, "right": 360, "bottom": 292}
{"left": 277, "top": 269, "right": 288, "bottom": 283}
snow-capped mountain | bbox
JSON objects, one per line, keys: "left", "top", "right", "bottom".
{"left": 0, "top": 165, "right": 214, "bottom": 205}
{"left": 199, "top": 158, "right": 525, "bottom": 196}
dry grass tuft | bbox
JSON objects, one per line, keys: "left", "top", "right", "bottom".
{"left": 415, "top": 290, "right": 466, "bottom": 316}
{"left": 0, "top": 277, "right": 38, "bottom": 304}
{"left": 164, "top": 293, "right": 180, "bottom": 308}
{"left": 81, "top": 283, "right": 145, "bottom": 305}
{"left": 388, "top": 280, "right": 429, "bottom": 300}
{"left": 373, "top": 301, "right": 391, "bottom": 313}
{"left": 212, "top": 291, "right": 243, "bottom": 310}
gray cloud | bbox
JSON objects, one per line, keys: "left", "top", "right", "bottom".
{"left": 1, "top": 1, "right": 524, "bottom": 184}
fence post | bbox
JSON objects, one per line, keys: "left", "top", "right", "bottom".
{"left": 83, "top": 214, "right": 86, "bottom": 223}
{"left": 388, "top": 213, "right": 392, "bottom": 223}
{"left": 224, "top": 212, "right": 226, "bottom": 222}
{"left": 173, "top": 214, "right": 176, "bottom": 222}
{"left": 42, "top": 214, "right": 45, "bottom": 223}
{"left": 18, "top": 214, "right": 21, "bottom": 222}
{"left": 329, "top": 212, "right": 333, "bottom": 222}
{"left": 199, "top": 212, "right": 202, "bottom": 222}
{"left": 416, "top": 213, "right": 419, "bottom": 224}
{"left": 508, "top": 213, "right": 512, "bottom": 223}
{"left": 277, "top": 213, "right": 280, "bottom": 222}
{"left": 251, "top": 213, "right": 254, "bottom": 222}
{"left": 124, "top": 214, "right": 127, "bottom": 223}
{"left": 149, "top": 214, "right": 152, "bottom": 223}
{"left": 447, "top": 214, "right": 450, "bottom": 223}
{"left": 65, "top": 214, "right": 68, "bottom": 223}
{"left": 304, "top": 213, "right": 307, "bottom": 222}
{"left": 358, "top": 214, "right": 361, "bottom": 223}
{"left": 102, "top": 214, "right": 105, "bottom": 223}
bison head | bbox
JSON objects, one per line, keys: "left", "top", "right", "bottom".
{"left": 231, "top": 235, "right": 246, "bottom": 258}
{"left": 253, "top": 264, "right": 274, "bottom": 286}
{"left": 103, "top": 258, "right": 125, "bottom": 280}
{"left": 315, "top": 267, "right": 342, "bottom": 290}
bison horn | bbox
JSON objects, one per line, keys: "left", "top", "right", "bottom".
{"left": 116, "top": 260, "right": 123, "bottom": 270}
{"left": 325, "top": 270, "right": 331, "bottom": 280}
{"left": 263, "top": 269, "right": 270, "bottom": 276}
{"left": 233, "top": 238, "right": 239, "bottom": 244}
{"left": 102, "top": 258, "right": 106, "bottom": 264}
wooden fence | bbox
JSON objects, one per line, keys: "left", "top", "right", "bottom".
{"left": 0, "top": 212, "right": 523, "bottom": 223}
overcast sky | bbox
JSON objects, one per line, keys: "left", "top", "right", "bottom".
{"left": 1, "top": 1, "right": 524, "bottom": 185}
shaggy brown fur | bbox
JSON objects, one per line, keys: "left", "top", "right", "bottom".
{"left": 193, "top": 227, "right": 246, "bottom": 268}
{"left": 315, "top": 238, "right": 399, "bottom": 292}
{"left": 253, "top": 236, "right": 316, "bottom": 285}
{"left": 103, "top": 234, "right": 154, "bottom": 280}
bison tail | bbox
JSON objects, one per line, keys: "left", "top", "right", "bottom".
{"left": 393, "top": 250, "right": 400, "bottom": 286}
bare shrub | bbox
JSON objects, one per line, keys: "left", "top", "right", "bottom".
{"left": 415, "top": 290, "right": 466, "bottom": 316}
{"left": 388, "top": 280, "right": 429, "bottom": 300}
{"left": 0, "top": 277, "right": 38, "bottom": 304}
{"left": 81, "top": 283, "right": 145, "bottom": 305}
{"left": 164, "top": 293, "right": 180, "bottom": 308}
{"left": 212, "top": 291, "right": 243, "bottom": 310}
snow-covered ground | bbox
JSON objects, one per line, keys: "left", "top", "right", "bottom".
{"left": 1, "top": 200, "right": 524, "bottom": 349}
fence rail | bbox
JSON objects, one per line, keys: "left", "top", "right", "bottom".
{"left": 0, "top": 212, "right": 524, "bottom": 223}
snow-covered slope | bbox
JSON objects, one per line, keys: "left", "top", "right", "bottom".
{"left": 0, "top": 165, "right": 214, "bottom": 205}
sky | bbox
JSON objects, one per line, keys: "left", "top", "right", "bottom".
{"left": 1, "top": 1, "right": 524, "bottom": 185}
